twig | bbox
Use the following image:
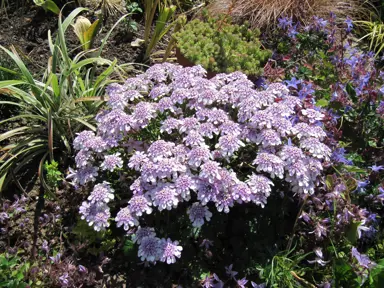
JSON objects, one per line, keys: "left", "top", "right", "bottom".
{"left": 31, "top": 184, "right": 45, "bottom": 259}
{"left": 286, "top": 194, "right": 308, "bottom": 251}
{"left": 290, "top": 271, "right": 316, "bottom": 288}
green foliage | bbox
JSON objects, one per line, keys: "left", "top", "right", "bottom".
{"left": 0, "top": 51, "right": 23, "bottom": 120}
{"left": 127, "top": 1, "right": 142, "bottom": 13}
{"left": 72, "top": 16, "right": 101, "bottom": 51}
{"left": 162, "top": 14, "right": 186, "bottom": 62}
{"left": 43, "top": 160, "right": 62, "bottom": 189}
{"left": 258, "top": 248, "right": 312, "bottom": 288}
{"left": 143, "top": 0, "right": 177, "bottom": 61}
{"left": 333, "top": 259, "right": 361, "bottom": 287}
{"left": 0, "top": 51, "right": 17, "bottom": 83}
{"left": 174, "top": 13, "right": 271, "bottom": 76}
{"left": 369, "top": 258, "right": 384, "bottom": 286}
{"left": 123, "top": 1, "right": 142, "bottom": 32}
{"left": 0, "top": 8, "right": 128, "bottom": 192}
{"left": 356, "top": 20, "right": 384, "bottom": 56}
{"left": 72, "top": 219, "right": 116, "bottom": 256}
{"left": 0, "top": 253, "right": 29, "bottom": 288}
{"left": 33, "top": 0, "right": 60, "bottom": 14}
{"left": 123, "top": 239, "right": 135, "bottom": 256}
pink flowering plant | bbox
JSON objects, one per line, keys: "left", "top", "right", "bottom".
{"left": 68, "top": 63, "right": 332, "bottom": 265}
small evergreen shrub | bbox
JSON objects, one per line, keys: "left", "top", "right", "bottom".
{"left": 174, "top": 14, "right": 272, "bottom": 76}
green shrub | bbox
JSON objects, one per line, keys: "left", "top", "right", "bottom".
{"left": 174, "top": 13, "right": 272, "bottom": 76}
{"left": 0, "top": 253, "right": 30, "bottom": 288}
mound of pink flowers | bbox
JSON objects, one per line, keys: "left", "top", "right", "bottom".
{"left": 68, "top": 63, "right": 331, "bottom": 264}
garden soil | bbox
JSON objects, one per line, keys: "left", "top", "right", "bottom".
{"left": 0, "top": 2, "right": 147, "bottom": 77}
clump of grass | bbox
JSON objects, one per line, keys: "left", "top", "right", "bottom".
{"left": 207, "top": 0, "right": 372, "bottom": 30}
{"left": 356, "top": 18, "right": 384, "bottom": 56}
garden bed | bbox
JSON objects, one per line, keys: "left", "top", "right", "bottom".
{"left": 0, "top": 1, "right": 384, "bottom": 287}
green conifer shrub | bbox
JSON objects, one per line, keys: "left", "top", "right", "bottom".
{"left": 174, "top": 13, "right": 272, "bottom": 76}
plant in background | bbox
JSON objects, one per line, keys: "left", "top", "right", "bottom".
{"left": 174, "top": 13, "right": 271, "bottom": 76}
{"left": 173, "top": 0, "right": 199, "bottom": 11}
{"left": 99, "top": 0, "right": 123, "bottom": 17}
{"left": 356, "top": 19, "right": 384, "bottom": 56}
{"left": 68, "top": 63, "right": 332, "bottom": 265}
{"left": 0, "top": 51, "right": 24, "bottom": 122}
{"left": 0, "top": 8, "right": 128, "bottom": 192}
{"left": 72, "top": 16, "right": 101, "bottom": 51}
{"left": 122, "top": 1, "right": 142, "bottom": 33}
{"left": 33, "top": 0, "right": 60, "bottom": 14}
{"left": 258, "top": 248, "right": 312, "bottom": 288}
{"left": 0, "top": 0, "right": 8, "bottom": 15}
{"left": 162, "top": 14, "right": 187, "bottom": 62}
{"left": 0, "top": 195, "right": 34, "bottom": 287}
{"left": 207, "top": 0, "right": 371, "bottom": 30}
{"left": 143, "top": 0, "right": 177, "bottom": 61}
{"left": 76, "top": 0, "right": 123, "bottom": 17}
{"left": 270, "top": 14, "right": 384, "bottom": 155}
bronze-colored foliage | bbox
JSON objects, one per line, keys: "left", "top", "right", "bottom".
{"left": 207, "top": 0, "right": 372, "bottom": 30}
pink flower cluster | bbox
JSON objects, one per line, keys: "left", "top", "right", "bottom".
{"left": 68, "top": 63, "right": 332, "bottom": 264}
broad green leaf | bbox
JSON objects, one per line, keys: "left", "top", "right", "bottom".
{"left": 368, "top": 140, "right": 377, "bottom": 148}
{"left": 61, "top": 7, "right": 88, "bottom": 33}
{"left": 0, "top": 46, "right": 38, "bottom": 96}
{"left": 0, "top": 127, "right": 30, "bottom": 142}
{"left": 342, "top": 165, "right": 366, "bottom": 173}
{"left": 0, "top": 114, "right": 46, "bottom": 125}
{"left": 346, "top": 221, "right": 360, "bottom": 244}
{"left": 316, "top": 99, "right": 329, "bottom": 108}
{"left": 49, "top": 73, "right": 60, "bottom": 97}
{"left": 325, "top": 175, "right": 334, "bottom": 190}
{"left": 346, "top": 83, "right": 357, "bottom": 102}
{"left": 70, "top": 58, "right": 100, "bottom": 72}
{"left": 44, "top": 0, "right": 60, "bottom": 14}
{"left": 370, "top": 259, "right": 384, "bottom": 286}
{"left": 83, "top": 19, "right": 100, "bottom": 50}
